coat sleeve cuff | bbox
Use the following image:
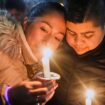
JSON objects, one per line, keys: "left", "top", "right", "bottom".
{"left": 0, "top": 84, "right": 11, "bottom": 105}
{"left": 4, "top": 86, "right": 11, "bottom": 105}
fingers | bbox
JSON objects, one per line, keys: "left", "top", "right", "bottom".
{"left": 20, "top": 80, "right": 58, "bottom": 101}
{"left": 10, "top": 80, "right": 58, "bottom": 105}
{"left": 42, "top": 80, "right": 56, "bottom": 86}
{"left": 20, "top": 81, "right": 43, "bottom": 89}
{"left": 21, "top": 80, "right": 57, "bottom": 89}
{"left": 29, "top": 87, "right": 48, "bottom": 95}
{"left": 30, "top": 82, "right": 58, "bottom": 93}
{"left": 41, "top": 84, "right": 58, "bottom": 103}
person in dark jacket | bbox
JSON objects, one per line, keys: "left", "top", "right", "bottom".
{"left": 47, "top": 0, "right": 105, "bottom": 105}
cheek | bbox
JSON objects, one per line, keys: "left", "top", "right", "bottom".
{"left": 84, "top": 40, "right": 93, "bottom": 49}
{"left": 48, "top": 39, "right": 60, "bottom": 50}
{"left": 87, "top": 34, "right": 104, "bottom": 50}
{"left": 66, "top": 35, "right": 75, "bottom": 47}
{"left": 26, "top": 33, "right": 40, "bottom": 48}
{"left": 31, "top": 36, "right": 45, "bottom": 48}
{"left": 27, "top": 31, "right": 44, "bottom": 45}
{"left": 53, "top": 41, "right": 60, "bottom": 50}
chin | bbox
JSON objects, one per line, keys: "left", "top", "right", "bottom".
{"left": 75, "top": 50, "right": 87, "bottom": 55}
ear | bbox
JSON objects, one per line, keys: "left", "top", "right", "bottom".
{"left": 23, "top": 16, "right": 28, "bottom": 31}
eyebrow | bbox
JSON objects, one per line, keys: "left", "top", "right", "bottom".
{"left": 67, "top": 28, "right": 77, "bottom": 34}
{"left": 40, "top": 21, "right": 52, "bottom": 28}
{"left": 67, "top": 28, "right": 94, "bottom": 35}
{"left": 81, "top": 31, "right": 94, "bottom": 35}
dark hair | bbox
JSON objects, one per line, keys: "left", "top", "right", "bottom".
{"left": 64, "top": 0, "right": 105, "bottom": 27}
{"left": 5, "top": 0, "right": 26, "bottom": 12}
{"left": 25, "top": 0, "right": 60, "bottom": 12}
{"left": 0, "top": 0, "right": 6, "bottom": 9}
{"left": 27, "top": 2, "right": 65, "bottom": 23}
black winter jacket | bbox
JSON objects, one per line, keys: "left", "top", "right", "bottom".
{"left": 47, "top": 37, "right": 105, "bottom": 105}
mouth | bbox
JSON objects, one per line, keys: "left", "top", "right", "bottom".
{"left": 74, "top": 46, "right": 88, "bottom": 55}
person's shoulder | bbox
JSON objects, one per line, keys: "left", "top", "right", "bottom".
{"left": 0, "top": 10, "right": 22, "bottom": 59}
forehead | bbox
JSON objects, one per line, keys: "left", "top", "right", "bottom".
{"left": 30, "top": 11, "right": 64, "bottom": 22}
{"left": 66, "top": 21, "right": 98, "bottom": 32}
{"left": 30, "top": 12, "right": 65, "bottom": 29}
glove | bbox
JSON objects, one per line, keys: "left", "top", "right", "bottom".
{"left": 6, "top": 86, "right": 43, "bottom": 105}
{"left": 5, "top": 80, "right": 57, "bottom": 105}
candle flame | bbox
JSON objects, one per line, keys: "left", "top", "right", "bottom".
{"left": 86, "top": 89, "right": 95, "bottom": 99}
{"left": 42, "top": 48, "right": 53, "bottom": 59}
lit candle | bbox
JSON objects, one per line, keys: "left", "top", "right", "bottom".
{"left": 86, "top": 97, "right": 92, "bottom": 105}
{"left": 85, "top": 89, "right": 95, "bottom": 105}
{"left": 42, "top": 48, "right": 53, "bottom": 78}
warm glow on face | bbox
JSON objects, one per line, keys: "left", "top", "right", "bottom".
{"left": 86, "top": 89, "right": 95, "bottom": 99}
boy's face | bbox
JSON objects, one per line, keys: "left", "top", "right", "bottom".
{"left": 66, "top": 21, "right": 105, "bottom": 55}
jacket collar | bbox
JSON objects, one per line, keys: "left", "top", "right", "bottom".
{"left": 18, "top": 24, "right": 38, "bottom": 65}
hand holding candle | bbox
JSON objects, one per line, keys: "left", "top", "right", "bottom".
{"left": 35, "top": 47, "right": 60, "bottom": 105}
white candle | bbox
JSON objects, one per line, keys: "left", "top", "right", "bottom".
{"left": 86, "top": 98, "right": 92, "bottom": 105}
{"left": 42, "top": 56, "right": 50, "bottom": 78}
{"left": 42, "top": 48, "right": 53, "bottom": 78}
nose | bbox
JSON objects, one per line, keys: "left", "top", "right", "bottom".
{"left": 42, "top": 33, "right": 53, "bottom": 47}
{"left": 75, "top": 36, "right": 85, "bottom": 47}
{"left": 46, "top": 33, "right": 56, "bottom": 49}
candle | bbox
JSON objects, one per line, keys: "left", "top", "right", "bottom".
{"left": 42, "top": 55, "right": 50, "bottom": 78}
{"left": 42, "top": 48, "right": 53, "bottom": 78}
{"left": 86, "top": 97, "right": 92, "bottom": 105}
{"left": 85, "top": 89, "right": 95, "bottom": 105}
